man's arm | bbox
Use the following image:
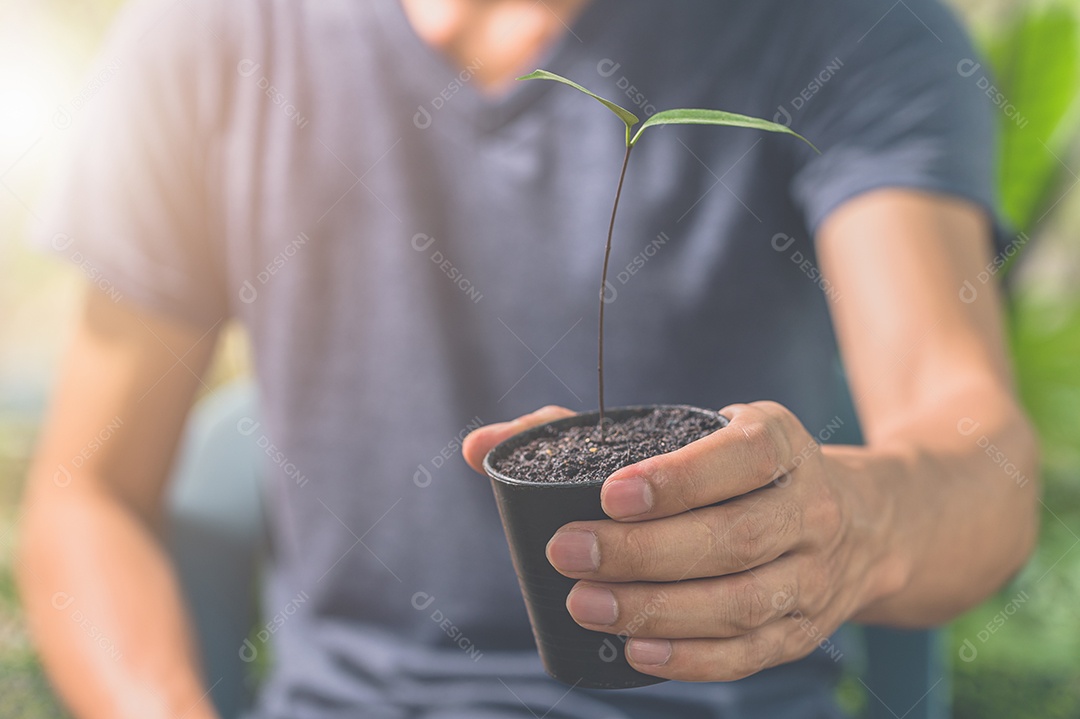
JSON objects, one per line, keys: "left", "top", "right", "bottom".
{"left": 17, "top": 290, "right": 221, "bottom": 719}
{"left": 819, "top": 188, "right": 1039, "bottom": 624}
{"left": 464, "top": 189, "right": 1039, "bottom": 680}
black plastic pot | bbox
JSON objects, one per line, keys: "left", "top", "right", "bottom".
{"left": 483, "top": 404, "right": 727, "bottom": 690}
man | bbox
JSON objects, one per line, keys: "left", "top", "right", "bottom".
{"left": 19, "top": 0, "right": 1038, "bottom": 717}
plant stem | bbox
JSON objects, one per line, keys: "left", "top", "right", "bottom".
{"left": 598, "top": 143, "right": 634, "bottom": 441}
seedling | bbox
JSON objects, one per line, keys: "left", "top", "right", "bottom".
{"left": 518, "top": 69, "right": 818, "bottom": 437}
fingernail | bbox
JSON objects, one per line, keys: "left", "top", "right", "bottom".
{"left": 627, "top": 638, "right": 672, "bottom": 666}
{"left": 602, "top": 476, "right": 653, "bottom": 518}
{"left": 567, "top": 585, "right": 617, "bottom": 626}
{"left": 547, "top": 530, "right": 600, "bottom": 573}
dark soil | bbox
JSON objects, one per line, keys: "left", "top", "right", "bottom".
{"left": 492, "top": 407, "right": 725, "bottom": 484}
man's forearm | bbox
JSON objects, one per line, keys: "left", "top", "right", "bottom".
{"left": 837, "top": 387, "right": 1040, "bottom": 627}
{"left": 18, "top": 480, "right": 219, "bottom": 719}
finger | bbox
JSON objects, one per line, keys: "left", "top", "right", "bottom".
{"left": 547, "top": 492, "right": 804, "bottom": 582}
{"left": 462, "top": 405, "right": 576, "bottom": 474}
{"left": 623, "top": 619, "right": 804, "bottom": 682}
{"left": 601, "top": 401, "right": 811, "bottom": 521}
{"left": 566, "top": 557, "right": 800, "bottom": 639}
{"left": 624, "top": 599, "right": 842, "bottom": 682}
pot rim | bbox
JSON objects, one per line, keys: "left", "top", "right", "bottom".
{"left": 483, "top": 403, "right": 727, "bottom": 488}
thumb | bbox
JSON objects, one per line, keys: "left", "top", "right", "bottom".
{"left": 462, "top": 405, "right": 576, "bottom": 474}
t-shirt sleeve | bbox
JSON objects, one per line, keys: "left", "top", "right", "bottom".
{"left": 788, "top": 0, "right": 1003, "bottom": 241}
{"left": 31, "top": 0, "right": 228, "bottom": 329}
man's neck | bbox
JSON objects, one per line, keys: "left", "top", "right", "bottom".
{"left": 400, "top": 0, "right": 591, "bottom": 94}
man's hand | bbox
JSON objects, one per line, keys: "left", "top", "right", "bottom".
{"left": 465, "top": 401, "right": 885, "bottom": 681}
{"left": 464, "top": 189, "right": 1039, "bottom": 682}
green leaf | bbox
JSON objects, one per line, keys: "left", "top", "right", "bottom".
{"left": 629, "top": 108, "right": 819, "bottom": 152}
{"left": 518, "top": 69, "right": 640, "bottom": 141}
{"left": 985, "top": 4, "right": 1080, "bottom": 233}
{"left": 518, "top": 70, "right": 818, "bottom": 152}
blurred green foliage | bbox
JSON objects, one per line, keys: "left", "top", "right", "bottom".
{"left": 949, "top": 2, "right": 1080, "bottom": 717}
{"left": 989, "top": 4, "right": 1080, "bottom": 231}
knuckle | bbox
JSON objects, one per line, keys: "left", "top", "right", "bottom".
{"left": 771, "top": 584, "right": 798, "bottom": 614}
{"left": 765, "top": 419, "right": 794, "bottom": 472}
{"left": 773, "top": 587, "right": 799, "bottom": 608}
{"left": 797, "top": 562, "right": 830, "bottom": 615}
{"left": 740, "top": 630, "right": 782, "bottom": 675}
{"left": 535, "top": 405, "right": 570, "bottom": 420}
{"left": 790, "top": 627, "right": 819, "bottom": 660}
{"left": 754, "top": 400, "right": 788, "bottom": 418}
{"left": 618, "top": 525, "right": 660, "bottom": 578}
{"left": 758, "top": 402, "right": 802, "bottom": 437}
{"left": 777, "top": 579, "right": 801, "bottom": 613}
{"left": 740, "top": 420, "right": 786, "bottom": 478}
{"left": 773, "top": 501, "right": 804, "bottom": 539}
{"left": 731, "top": 578, "right": 772, "bottom": 632}
{"left": 622, "top": 586, "right": 671, "bottom": 636}
{"left": 818, "top": 492, "right": 843, "bottom": 539}
{"left": 728, "top": 510, "right": 769, "bottom": 566}
{"left": 657, "top": 452, "right": 706, "bottom": 506}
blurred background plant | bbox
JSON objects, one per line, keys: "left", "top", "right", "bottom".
{"left": 0, "top": 1, "right": 1078, "bottom": 717}
{"left": 946, "top": 1, "right": 1080, "bottom": 717}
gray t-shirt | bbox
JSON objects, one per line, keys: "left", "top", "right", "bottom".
{"left": 36, "top": 0, "right": 999, "bottom": 716}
